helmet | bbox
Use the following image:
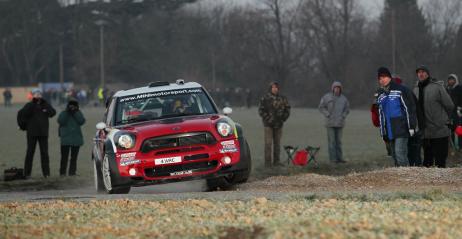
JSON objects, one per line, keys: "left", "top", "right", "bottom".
{"left": 456, "top": 126, "right": 462, "bottom": 136}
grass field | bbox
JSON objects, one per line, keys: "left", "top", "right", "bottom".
{"left": 0, "top": 105, "right": 388, "bottom": 182}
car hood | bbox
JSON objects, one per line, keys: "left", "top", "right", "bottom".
{"left": 118, "top": 114, "right": 226, "bottom": 139}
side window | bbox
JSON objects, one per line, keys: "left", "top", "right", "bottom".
{"left": 106, "top": 98, "right": 117, "bottom": 126}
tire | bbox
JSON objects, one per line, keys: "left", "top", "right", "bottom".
{"left": 102, "top": 153, "right": 131, "bottom": 194}
{"left": 207, "top": 139, "right": 252, "bottom": 191}
{"left": 233, "top": 139, "right": 251, "bottom": 183}
{"left": 206, "top": 176, "right": 235, "bottom": 191}
{"left": 93, "top": 157, "right": 105, "bottom": 193}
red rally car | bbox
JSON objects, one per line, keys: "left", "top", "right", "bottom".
{"left": 92, "top": 80, "right": 251, "bottom": 194}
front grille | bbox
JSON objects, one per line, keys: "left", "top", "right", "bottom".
{"left": 144, "top": 160, "right": 218, "bottom": 177}
{"left": 184, "top": 153, "right": 209, "bottom": 161}
{"left": 141, "top": 132, "right": 216, "bottom": 153}
{"left": 155, "top": 147, "right": 205, "bottom": 156}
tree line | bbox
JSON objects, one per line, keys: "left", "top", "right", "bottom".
{"left": 0, "top": 0, "right": 461, "bottom": 107}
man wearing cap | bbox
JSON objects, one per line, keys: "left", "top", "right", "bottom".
{"left": 376, "top": 67, "right": 417, "bottom": 167}
{"left": 17, "top": 89, "right": 56, "bottom": 178}
{"left": 414, "top": 66, "right": 454, "bottom": 167}
{"left": 258, "top": 82, "right": 291, "bottom": 168}
{"left": 319, "top": 81, "right": 350, "bottom": 163}
{"left": 446, "top": 74, "right": 462, "bottom": 150}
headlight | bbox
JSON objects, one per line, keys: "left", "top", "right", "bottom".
{"left": 118, "top": 134, "right": 135, "bottom": 149}
{"left": 217, "top": 122, "right": 233, "bottom": 137}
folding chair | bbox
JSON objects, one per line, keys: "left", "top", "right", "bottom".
{"left": 284, "top": 145, "right": 298, "bottom": 165}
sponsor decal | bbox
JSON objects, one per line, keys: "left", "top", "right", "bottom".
{"left": 220, "top": 148, "right": 238, "bottom": 153}
{"left": 119, "top": 88, "right": 203, "bottom": 103}
{"left": 221, "top": 140, "right": 235, "bottom": 146}
{"left": 155, "top": 156, "right": 182, "bottom": 165}
{"left": 120, "top": 159, "right": 141, "bottom": 166}
{"left": 170, "top": 170, "right": 193, "bottom": 176}
{"left": 220, "top": 140, "right": 238, "bottom": 153}
{"left": 120, "top": 152, "right": 136, "bottom": 159}
{"left": 119, "top": 152, "right": 140, "bottom": 166}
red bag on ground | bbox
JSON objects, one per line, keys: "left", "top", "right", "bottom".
{"left": 292, "top": 149, "right": 309, "bottom": 166}
{"left": 456, "top": 126, "right": 462, "bottom": 136}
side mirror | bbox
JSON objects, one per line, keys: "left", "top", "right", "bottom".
{"left": 223, "top": 107, "right": 233, "bottom": 116}
{"left": 96, "top": 122, "right": 107, "bottom": 130}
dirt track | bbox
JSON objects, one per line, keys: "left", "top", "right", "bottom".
{"left": 239, "top": 167, "right": 462, "bottom": 193}
{"left": 1, "top": 167, "right": 462, "bottom": 202}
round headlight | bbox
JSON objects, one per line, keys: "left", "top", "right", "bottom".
{"left": 217, "top": 122, "right": 233, "bottom": 137}
{"left": 118, "top": 134, "right": 134, "bottom": 149}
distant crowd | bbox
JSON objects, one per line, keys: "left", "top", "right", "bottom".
{"left": 2, "top": 86, "right": 114, "bottom": 108}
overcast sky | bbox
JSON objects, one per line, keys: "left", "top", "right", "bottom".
{"left": 190, "top": 0, "right": 431, "bottom": 19}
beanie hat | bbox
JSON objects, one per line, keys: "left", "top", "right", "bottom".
{"left": 416, "top": 65, "right": 430, "bottom": 75}
{"left": 377, "top": 67, "right": 392, "bottom": 78}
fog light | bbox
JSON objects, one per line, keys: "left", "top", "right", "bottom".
{"left": 129, "top": 168, "right": 137, "bottom": 176}
{"left": 221, "top": 156, "right": 232, "bottom": 165}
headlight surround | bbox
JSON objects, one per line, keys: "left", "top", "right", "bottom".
{"left": 117, "top": 134, "right": 135, "bottom": 149}
{"left": 217, "top": 122, "right": 233, "bottom": 137}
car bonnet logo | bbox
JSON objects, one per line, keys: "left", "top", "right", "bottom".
{"left": 172, "top": 126, "right": 181, "bottom": 131}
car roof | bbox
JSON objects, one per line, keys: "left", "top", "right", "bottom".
{"left": 113, "top": 82, "right": 203, "bottom": 98}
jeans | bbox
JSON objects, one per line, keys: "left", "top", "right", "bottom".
{"left": 391, "top": 137, "right": 409, "bottom": 167}
{"left": 327, "top": 127, "right": 343, "bottom": 162}
{"left": 264, "top": 127, "right": 282, "bottom": 167}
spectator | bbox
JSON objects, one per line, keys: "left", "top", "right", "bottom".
{"left": 376, "top": 67, "right": 417, "bottom": 167}
{"left": 258, "top": 82, "right": 291, "bottom": 168}
{"left": 17, "top": 89, "right": 56, "bottom": 178}
{"left": 445, "top": 74, "right": 462, "bottom": 150}
{"left": 414, "top": 66, "right": 454, "bottom": 168}
{"left": 3, "top": 88, "right": 13, "bottom": 107}
{"left": 318, "top": 81, "right": 350, "bottom": 163}
{"left": 57, "top": 99, "right": 86, "bottom": 176}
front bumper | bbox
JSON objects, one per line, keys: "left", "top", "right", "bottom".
{"left": 110, "top": 139, "right": 243, "bottom": 187}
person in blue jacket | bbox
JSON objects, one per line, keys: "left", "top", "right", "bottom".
{"left": 57, "top": 99, "right": 85, "bottom": 176}
{"left": 376, "top": 67, "right": 418, "bottom": 166}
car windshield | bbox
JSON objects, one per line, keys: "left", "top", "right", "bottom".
{"left": 114, "top": 88, "right": 216, "bottom": 125}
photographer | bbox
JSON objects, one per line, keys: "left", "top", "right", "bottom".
{"left": 57, "top": 99, "right": 85, "bottom": 176}
{"left": 18, "top": 89, "right": 56, "bottom": 178}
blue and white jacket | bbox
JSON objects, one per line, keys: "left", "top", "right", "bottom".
{"left": 377, "top": 82, "right": 417, "bottom": 140}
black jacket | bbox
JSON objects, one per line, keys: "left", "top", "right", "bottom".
{"left": 18, "top": 99, "right": 56, "bottom": 137}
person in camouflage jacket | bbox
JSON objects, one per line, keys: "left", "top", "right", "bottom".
{"left": 258, "top": 82, "right": 291, "bottom": 167}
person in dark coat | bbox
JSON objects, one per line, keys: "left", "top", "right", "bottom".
{"left": 58, "top": 99, "right": 85, "bottom": 176}
{"left": 3, "top": 88, "right": 12, "bottom": 107}
{"left": 17, "top": 89, "right": 56, "bottom": 178}
{"left": 413, "top": 66, "right": 454, "bottom": 168}
{"left": 445, "top": 74, "right": 462, "bottom": 150}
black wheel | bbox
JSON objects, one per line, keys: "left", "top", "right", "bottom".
{"left": 102, "top": 153, "right": 131, "bottom": 194}
{"left": 93, "top": 156, "right": 105, "bottom": 193}
{"left": 233, "top": 139, "right": 251, "bottom": 183}
{"left": 206, "top": 176, "right": 235, "bottom": 191}
{"left": 207, "top": 139, "right": 252, "bottom": 191}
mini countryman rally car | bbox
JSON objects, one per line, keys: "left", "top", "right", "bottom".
{"left": 92, "top": 80, "right": 251, "bottom": 194}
